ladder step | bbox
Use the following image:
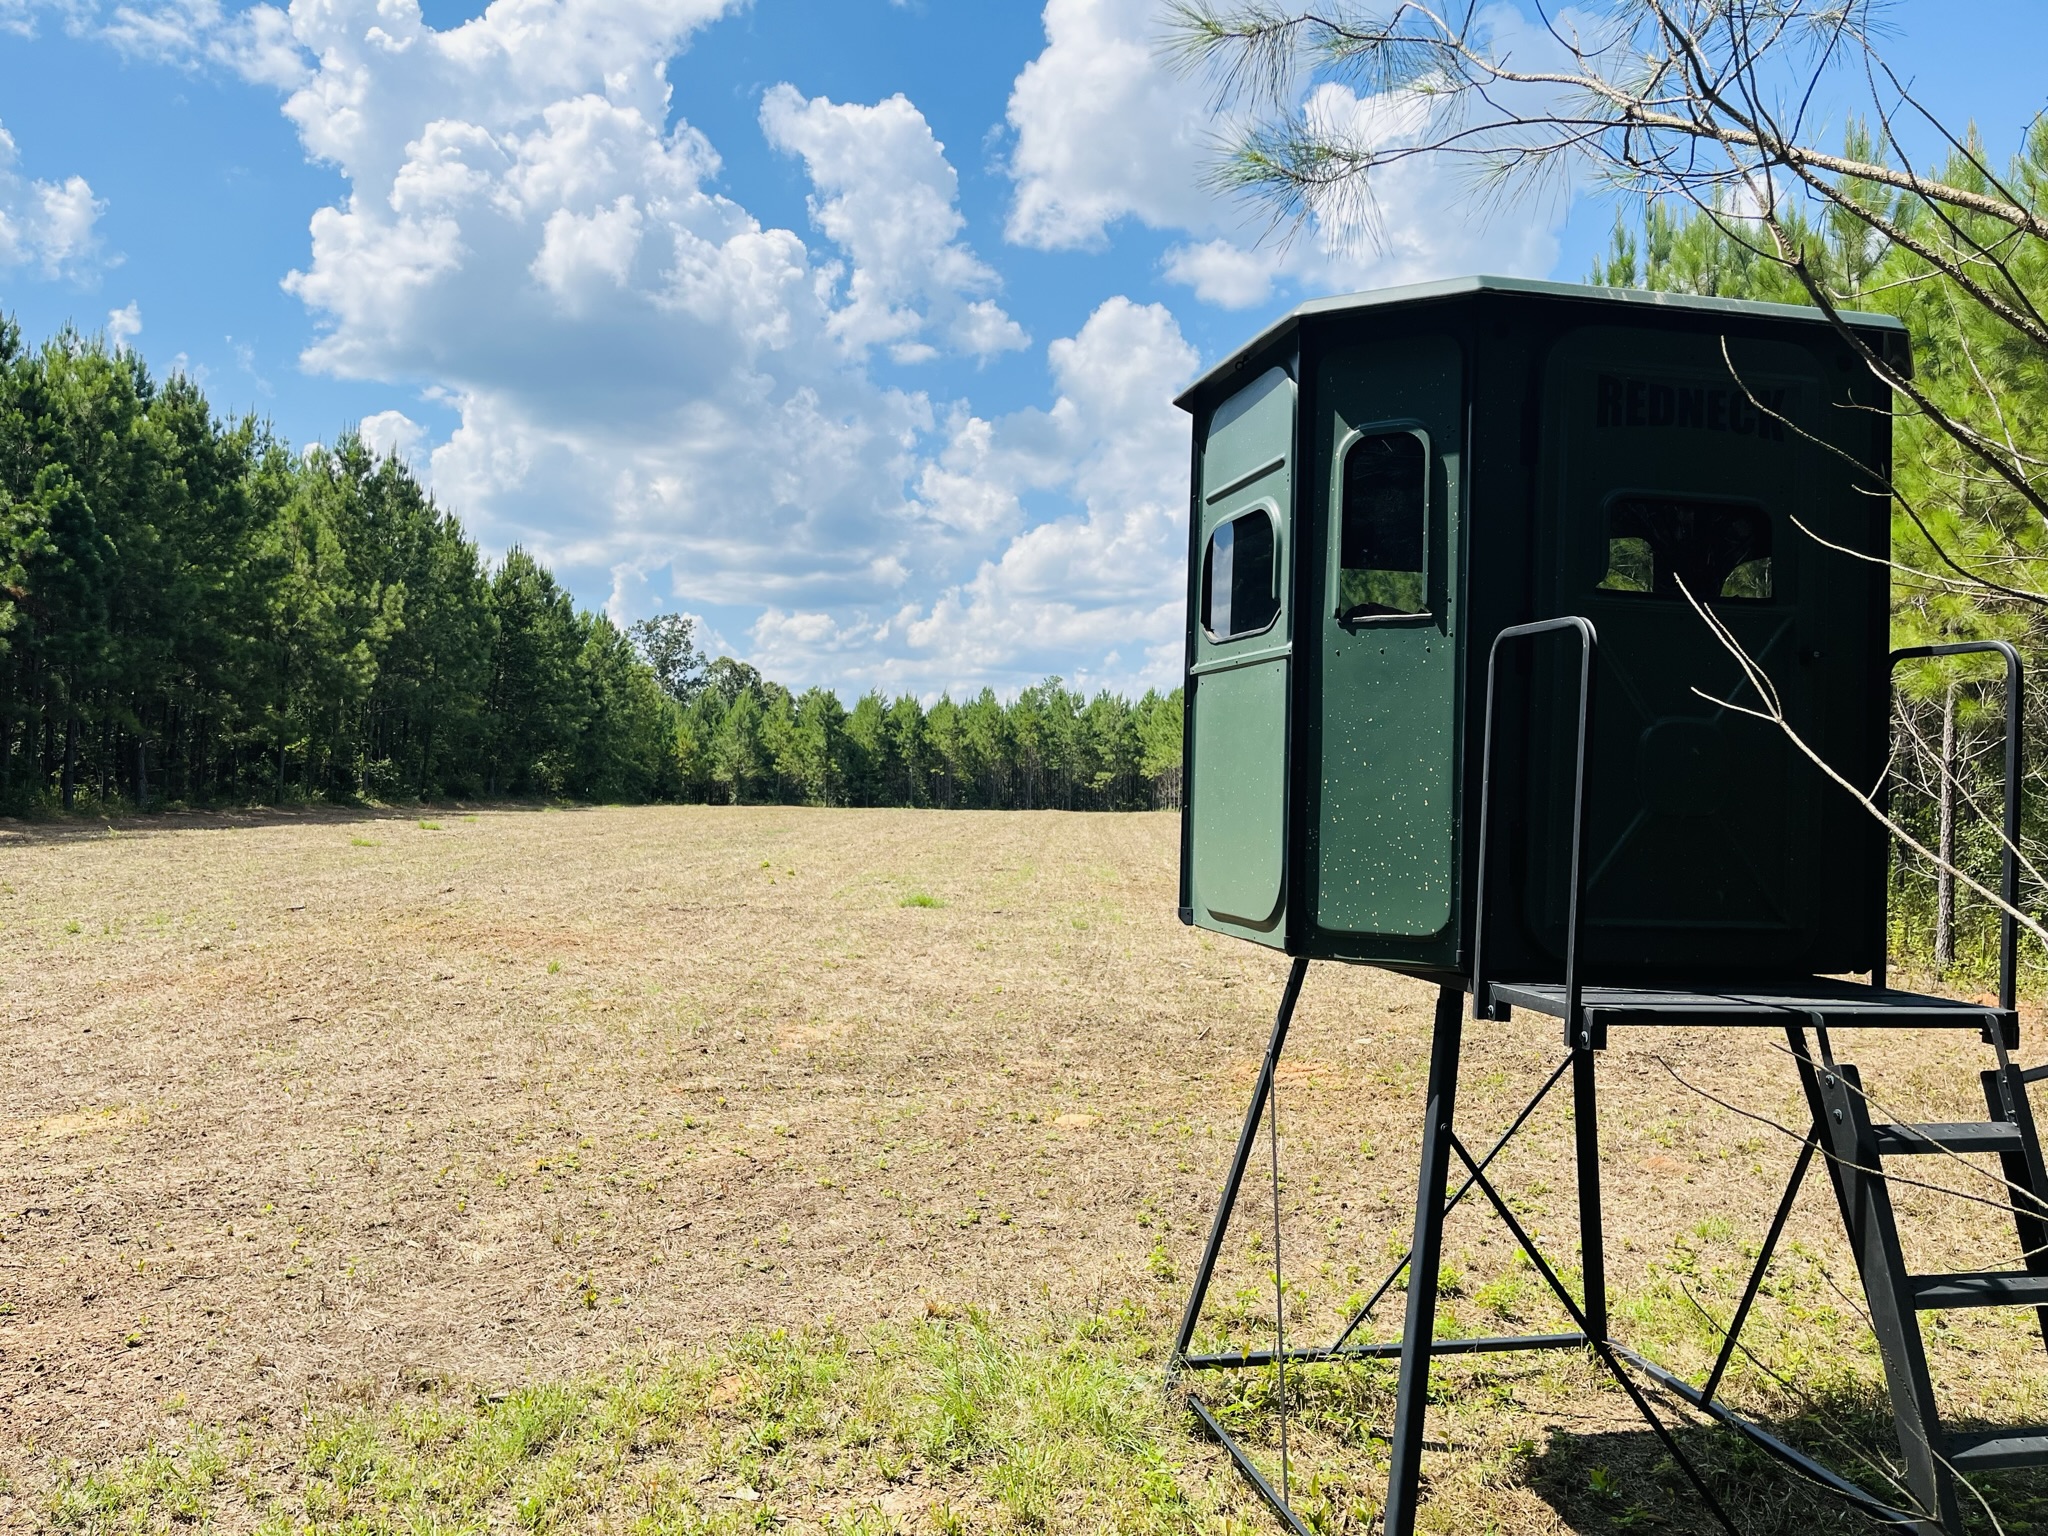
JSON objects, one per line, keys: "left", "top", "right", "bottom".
{"left": 1873, "top": 1120, "right": 2024, "bottom": 1156}
{"left": 1909, "top": 1271, "right": 2048, "bottom": 1309}
{"left": 1947, "top": 1426, "right": 2048, "bottom": 1471}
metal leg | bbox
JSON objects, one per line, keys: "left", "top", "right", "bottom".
{"left": 1381, "top": 984, "right": 1464, "bottom": 1536}
{"left": 1572, "top": 1042, "right": 1608, "bottom": 1344}
{"left": 1174, "top": 957, "right": 1310, "bottom": 1364}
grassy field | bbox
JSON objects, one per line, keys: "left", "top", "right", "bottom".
{"left": 0, "top": 805, "right": 2042, "bottom": 1533}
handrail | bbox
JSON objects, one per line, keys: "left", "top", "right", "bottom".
{"left": 1471, "top": 617, "right": 1598, "bottom": 1036}
{"left": 1886, "top": 641, "right": 2024, "bottom": 1013}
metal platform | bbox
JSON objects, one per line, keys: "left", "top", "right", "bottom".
{"left": 1486, "top": 976, "right": 2016, "bottom": 1046}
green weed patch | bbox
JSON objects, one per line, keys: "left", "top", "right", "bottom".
{"left": 42, "top": 1311, "right": 1251, "bottom": 1535}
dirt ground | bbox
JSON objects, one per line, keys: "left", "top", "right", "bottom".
{"left": 1, "top": 805, "right": 2042, "bottom": 1531}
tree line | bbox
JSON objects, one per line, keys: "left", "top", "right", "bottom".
{"left": 642, "top": 635, "right": 1183, "bottom": 812}
{"left": 0, "top": 319, "right": 1183, "bottom": 815}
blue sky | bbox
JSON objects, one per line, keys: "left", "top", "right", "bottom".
{"left": 1, "top": 0, "right": 2043, "bottom": 698}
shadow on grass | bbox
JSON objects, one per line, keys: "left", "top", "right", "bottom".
{"left": 1525, "top": 1392, "right": 2048, "bottom": 1536}
{"left": 1189, "top": 1359, "right": 2046, "bottom": 1534}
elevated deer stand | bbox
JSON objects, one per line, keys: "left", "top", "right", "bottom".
{"left": 1170, "top": 280, "right": 2045, "bottom": 1533}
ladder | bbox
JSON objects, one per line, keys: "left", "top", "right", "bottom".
{"left": 1792, "top": 1023, "right": 2048, "bottom": 1531}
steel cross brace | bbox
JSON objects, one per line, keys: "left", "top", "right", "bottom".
{"left": 1172, "top": 970, "right": 1619, "bottom": 1534}
{"left": 1169, "top": 966, "right": 1940, "bottom": 1536}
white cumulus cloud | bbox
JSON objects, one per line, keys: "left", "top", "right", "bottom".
{"left": 228, "top": 0, "right": 1190, "bottom": 697}
{"left": 761, "top": 85, "right": 1026, "bottom": 364}
{"left": 0, "top": 121, "right": 104, "bottom": 279}
{"left": 531, "top": 194, "right": 646, "bottom": 308}
{"left": 107, "top": 300, "right": 142, "bottom": 345}
{"left": 97, "top": 0, "right": 309, "bottom": 85}
{"left": 239, "top": 0, "right": 975, "bottom": 619}
{"left": 1160, "top": 238, "right": 1279, "bottom": 309}
{"left": 1006, "top": 0, "right": 1569, "bottom": 306}
{"left": 755, "top": 296, "right": 1202, "bottom": 697}
{"left": 359, "top": 408, "right": 424, "bottom": 464}
{"left": 1005, "top": 0, "right": 1217, "bottom": 249}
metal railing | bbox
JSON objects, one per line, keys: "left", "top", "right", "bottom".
{"left": 1470, "top": 616, "right": 1597, "bottom": 1036}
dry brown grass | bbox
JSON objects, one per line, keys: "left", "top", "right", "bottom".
{"left": 0, "top": 805, "right": 2041, "bottom": 1533}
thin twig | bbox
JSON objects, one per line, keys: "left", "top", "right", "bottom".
{"left": 1672, "top": 577, "right": 2048, "bottom": 953}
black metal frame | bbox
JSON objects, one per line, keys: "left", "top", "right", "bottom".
{"left": 1173, "top": 622, "right": 2037, "bottom": 1536}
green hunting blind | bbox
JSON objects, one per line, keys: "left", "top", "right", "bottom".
{"left": 1175, "top": 276, "right": 1905, "bottom": 982}
{"left": 1168, "top": 279, "right": 2048, "bottom": 1536}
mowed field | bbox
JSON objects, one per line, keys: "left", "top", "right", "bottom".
{"left": 1, "top": 806, "right": 2043, "bottom": 1534}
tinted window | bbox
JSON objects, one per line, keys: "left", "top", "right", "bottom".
{"left": 1339, "top": 432, "right": 1427, "bottom": 619}
{"left": 1201, "top": 509, "right": 1280, "bottom": 640}
{"left": 1598, "top": 496, "right": 1773, "bottom": 601}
